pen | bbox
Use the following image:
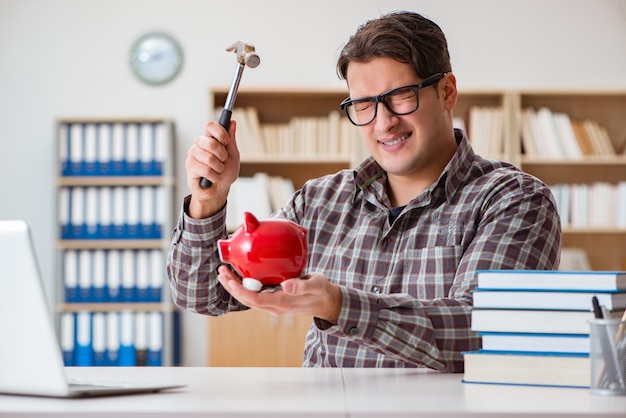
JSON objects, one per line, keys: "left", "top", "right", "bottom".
{"left": 592, "top": 296, "right": 604, "bottom": 319}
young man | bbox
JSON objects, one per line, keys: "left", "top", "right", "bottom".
{"left": 168, "top": 11, "right": 561, "bottom": 371}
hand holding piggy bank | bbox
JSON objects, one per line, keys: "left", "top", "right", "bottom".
{"left": 217, "top": 212, "right": 308, "bottom": 292}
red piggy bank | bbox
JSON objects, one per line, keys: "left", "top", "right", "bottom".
{"left": 218, "top": 212, "right": 308, "bottom": 292}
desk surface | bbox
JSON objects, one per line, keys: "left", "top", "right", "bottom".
{"left": 1, "top": 367, "right": 626, "bottom": 417}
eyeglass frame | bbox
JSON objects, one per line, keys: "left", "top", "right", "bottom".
{"left": 339, "top": 72, "right": 446, "bottom": 126}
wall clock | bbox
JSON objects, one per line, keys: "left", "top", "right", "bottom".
{"left": 129, "top": 32, "right": 183, "bottom": 85}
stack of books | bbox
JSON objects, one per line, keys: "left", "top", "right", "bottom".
{"left": 463, "top": 270, "right": 626, "bottom": 388}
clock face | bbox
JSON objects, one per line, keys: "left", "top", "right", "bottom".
{"left": 129, "top": 32, "right": 183, "bottom": 85}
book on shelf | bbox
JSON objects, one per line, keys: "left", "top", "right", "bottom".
{"left": 467, "top": 106, "right": 504, "bottom": 159}
{"left": 58, "top": 121, "right": 169, "bottom": 177}
{"left": 558, "top": 247, "right": 591, "bottom": 271}
{"left": 475, "top": 270, "right": 626, "bottom": 292}
{"left": 520, "top": 107, "right": 616, "bottom": 159}
{"left": 472, "top": 289, "right": 626, "bottom": 311}
{"left": 463, "top": 350, "right": 590, "bottom": 388}
{"left": 60, "top": 311, "right": 164, "bottom": 367}
{"left": 225, "top": 172, "right": 295, "bottom": 231}
{"left": 550, "top": 182, "right": 626, "bottom": 228}
{"left": 479, "top": 332, "right": 590, "bottom": 354}
{"left": 220, "top": 106, "right": 359, "bottom": 159}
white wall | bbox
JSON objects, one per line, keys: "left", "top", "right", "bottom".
{"left": 1, "top": 0, "right": 625, "bottom": 366}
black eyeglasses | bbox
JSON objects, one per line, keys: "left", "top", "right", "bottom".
{"left": 340, "top": 73, "right": 446, "bottom": 126}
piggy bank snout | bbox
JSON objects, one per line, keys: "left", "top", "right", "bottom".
{"left": 218, "top": 240, "right": 230, "bottom": 261}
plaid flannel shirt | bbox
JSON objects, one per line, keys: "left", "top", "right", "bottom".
{"left": 167, "top": 130, "right": 561, "bottom": 371}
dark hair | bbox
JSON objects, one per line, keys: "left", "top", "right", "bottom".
{"left": 337, "top": 11, "right": 452, "bottom": 81}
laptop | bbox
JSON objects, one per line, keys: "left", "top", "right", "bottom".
{"left": 0, "top": 220, "right": 185, "bottom": 398}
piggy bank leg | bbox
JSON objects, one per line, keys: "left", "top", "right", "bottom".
{"left": 242, "top": 278, "right": 263, "bottom": 292}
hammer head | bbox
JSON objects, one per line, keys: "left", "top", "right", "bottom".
{"left": 226, "top": 41, "right": 260, "bottom": 68}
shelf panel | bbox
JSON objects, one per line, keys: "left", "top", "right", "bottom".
{"left": 57, "top": 239, "right": 168, "bottom": 250}
{"left": 240, "top": 155, "right": 352, "bottom": 164}
{"left": 55, "top": 303, "right": 174, "bottom": 312}
{"left": 562, "top": 227, "right": 626, "bottom": 234}
{"left": 522, "top": 159, "right": 626, "bottom": 184}
{"left": 58, "top": 176, "right": 175, "bottom": 187}
{"left": 239, "top": 161, "right": 350, "bottom": 190}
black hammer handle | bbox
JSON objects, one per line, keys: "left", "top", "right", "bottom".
{"left": 198, "top": 108, "right": 232, "bottom": 189}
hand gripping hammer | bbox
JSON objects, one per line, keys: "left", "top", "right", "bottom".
{"left": 199, "top": 41, "right": 260, "bottom": 189}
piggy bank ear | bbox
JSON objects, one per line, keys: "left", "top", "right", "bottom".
{"left": 243, "top": 212, "right": 260, "bottom": 233}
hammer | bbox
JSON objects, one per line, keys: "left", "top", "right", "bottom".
{"left": 199, "top": 41, "right": 261, "bottom": 189}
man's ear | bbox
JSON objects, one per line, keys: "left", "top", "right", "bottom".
{"left": 441, "top": 73, "right": 458, "bottom": 111}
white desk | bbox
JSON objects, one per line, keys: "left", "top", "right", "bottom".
{"left": 1, "top": 367, "right": 626, "bottom": 417}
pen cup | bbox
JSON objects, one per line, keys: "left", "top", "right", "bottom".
{"left": 588, "top": 319, "right": 626, "bottom": 396}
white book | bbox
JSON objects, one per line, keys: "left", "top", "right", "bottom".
{"left": 92, "top": 312, "right": 106, "bottom": 363}
{"left": 58, "top": 123, "right": 69, "bottom": 171}
{"left": 69, "top": 123, "right": 83, "bottom": 172}
{"left": 617, "top": 182, "right": 626, "bottom": 227}
{"left": 70, "top": 187, "right": 85, "bottom": 229}
{"left": 85, "top": 186, "right": 98, "bottom": 236}
{"left": 154, "top": 123, "right": 167, "bottom": 173}
{"left": 520, "top": 109, "right": 539, "bottom": 157}
{"left": 140, "top": 123, "right": 154, "bottom": 172}
{"left": 121, "top": 249, "right": 136, "bottom": 300}
{"left": 553, "top": 112, "right": 583, "bottom": 159}
{"left": 148, "top": 313, "right": 163, "bottom": 350}
{"left": 63, "top": 250, "right": 78, "bottom": 299}
{"left": 76, "top": 312, "right": 91, "bottom": 346}
{"left": 112, "top": 187, "right": 125, "bottom": 232}
{"left": 149, "top": 250, "right": 164, "bottom": 298}
{"left": 120, "top": 311, "right": 134, "bottom": 347}
{"left": 141, "top": 186, "right": 155, "bottom": 226}
{"left": 135, "top": 312, "right": 148, "bottom": 365}
{"left": 536, "top": 107, "right": 566, "bottom": 159}
{"left": 97, "top": 123, "right": 111, "bottom": 170}
{"left": 125, "top": 123, "right": 139, "bottom": 171}
{"left": 525, "top": 108, "right": 550, "bottom": 157}
{"left": 59, "top": 188, "right": 70, "bottom": 229}
{"left": 126, "top": 186, "right": 140, "bottom": 229}
{"left": 59, "top": 312, "right": 75, "bottom": 363}
{"left": 226, "top": 179, "right": 240, "bottom": 232}
{"left": 480, "top": 332, "right": 590, "bottom": 354}
{"left": 106, "top": 312, "right": 120, "bottom": 360}
{"left": 155, "top": 187, "right": 167, "bottom": 232}
{"left": 92, "top": 249, "right": 106, "bottom": 300}
{"left": 136, "top": 250, "right": 149, "bottom": 300}
{"left": 476, "top": 270, "right": 626, "bottom": 292}
{"left": 570, "top": 183, "right": 589, "bottom": 228}
{"left": 253, "top": 172, "right": 273, "bottom": 219}
{"left": 559, "top": 247, "right": 591, "bottom": 271}
{"left": 84, "top": 123, "right": 98, "bottom": 171}
{"left": 328, "top": 110, "right": 341, "bottom": 156}
{"left": 111, "top": 123, "right": 125, "bottom": 163}
{"left": 78, "top": 250, "right": 92, "bottom": 301}
{"left": 148, "top": 312, "right": 163, "bottom": 365}
{"left": 75, "top": 311, "right": 92, "bottom": 365}
{"left": 106, "top": 250, "right": 121, "bottom": 301}
{"left": 558, "top": 184, "right": 571, "bottom": 227}
{"left": 99, "top": 187, "right": 112, "bottom": 232}
{"left": 473, "top": 289, "right": 626, "bottom": 311}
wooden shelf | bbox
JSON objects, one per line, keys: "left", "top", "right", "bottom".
{"left": 207, "top": 87, "right": 626, "bottom": 365}
{"left": 55, "top": 118, "right": 178, "bottom": 366}
{"left": 55, "top": 303, "right": 173, "bottom": 312}
{"left": 56, "top": 239, "right": 168, "bottom": 250}
{"left": 57, "top": 176, "right": 175, "bottom": 187}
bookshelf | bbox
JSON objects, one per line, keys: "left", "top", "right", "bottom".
{"left": 55, "top": 118, "right": 178, "bottom": 367}
{"left": 516, "top": 91, "right": 626, "bottom": 271}
{"left": 206, "top": 87, "right": 626, "bottom": 366}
